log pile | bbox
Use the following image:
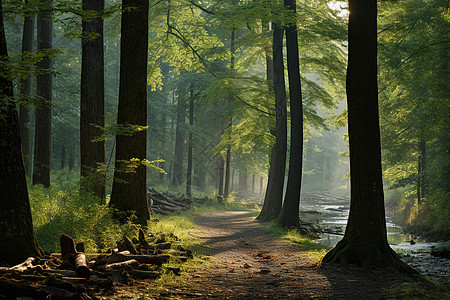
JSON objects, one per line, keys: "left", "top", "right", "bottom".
{"left": 147, "top": 188, "right": 193, "bottom": 215}
{"left": 0, "top": 229, "right": 192, "bottom": 299}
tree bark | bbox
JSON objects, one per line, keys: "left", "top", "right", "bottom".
{"left": 0, "top": 0, "right": 42, "bottom": 264}
{"left": 322, "top": 0, "right": 414, "bottom": 272}
{"left": 19, "top": 0, "right": 34, "bottom": 178}
{"left": 110, "top": 0, "right": 150, "bottom": 225}
{"left": 277, "top": 0, "right": 304, "bottom": 229}
{"left": 33, "top": 0, "right": 53, "bottom": 187}
{"left": 80, "top": 0, "right": 105, "bottom": 201}
{"left": 217, "top": 155, "right": 224, "bottom": 196}
{"left": 172, "top": 92, "right": 185, "bottom": 187}
{"left": 186, "top": 87, "right": 194, "bottom": 197}
{"left": 224, "top": 28, "right": 236, "bottom": 199}
{"left": 60, "top": 144, "right": 65, "bottom": 169}
{"left": 256, "top": 23, "right": 287, "bottom": 222}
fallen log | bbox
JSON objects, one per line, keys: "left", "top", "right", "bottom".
{"left": 101, "top": 259, "right": 139, "bottom": 271}
{"left": 106, "top": 252, "right": 169, "bottom": 266}
{"left": 128, "top": 269, "right": 160, "bottom": 280}
{"left": 0, "top": 276, "right": 89, "bottom": 300}
{"left": 74, "top": 253, "right": 90, "bottom": 279}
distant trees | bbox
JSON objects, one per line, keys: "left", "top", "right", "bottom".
{"left": 0, "top": 0, "right": 42, "bottom": 264}
{"left": 322, "top": 0, "right": 412, "bottom": 271}
{"left": 33, "top": 0, "right": 53, "bottom": 187}
{"left": 378, "top": 0, "right": 450, "bottom": 236}
{"left": 110, "top": 0, "right": 150, "bottom": 225}
{"left": 80, "top": 0, "right": 105, "bottom": 201}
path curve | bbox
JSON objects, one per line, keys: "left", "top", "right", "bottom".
{"left": 160, "top": 211, "right": 414, "bottom": 299}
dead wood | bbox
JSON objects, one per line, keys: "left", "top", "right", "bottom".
{"left": 74, "top": 253, "right": 90, "bottom": 279}
{"left": 101, "top": 259, "right": 139, "bottom": 271}
{"left": 60, "top": 234, "right": 77, "bottom": 265}
{"left": 128, "top": 269, "right": 160, "bottom": 280}
{"left": 117, "top": 236, "right": 137, "bottom": 254}
{"left": 10, "top": 257, "right": 35, "bottom": 272}
{"left": 0, "top": 276, "right": 91, "bottom": 299}
{"left": 41, "top": 269, "right": 77, "bottom": 277}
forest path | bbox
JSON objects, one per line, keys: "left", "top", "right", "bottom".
{"left": 158, "top": 210, "right": 414, "bottom": 299}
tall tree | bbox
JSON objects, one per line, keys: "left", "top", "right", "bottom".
{"left": 224, "top": 28, "right": 236, "bottom": 199}
{"left": 186, "top": 87, "right": 194, "bottom": 197}
{"left": 0, "top": 0, "right": 42, "bottom": 264}
{"left": 277, "top": 0, "right": 304, "bottom": 228}
{"left": 18, "top": 0, "right": 34, "bottom": 178}
{"left": 256, "top": 23, "right": 287, "bottom": 221}
{"left": 172, "top": 91, "right": 186, "bottom": 187}
{"left": 110, "top": 0, "right": 149, "bottom": 225}
{"left": 322, "top": 0, "right": 413, "bottom": 270}
{"left": 80, "top": 0, "right": 105, "bottom": 201}
{"left": 33, "top": 0, "right": 53, "bottom": 187}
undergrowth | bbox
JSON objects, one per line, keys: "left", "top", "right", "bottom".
{"left": 260, "top": 223, "right": 330, "bottom": 264}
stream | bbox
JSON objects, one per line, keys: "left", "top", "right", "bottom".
{"left": 300, "top": 191, "right": 450, "bottom": 286}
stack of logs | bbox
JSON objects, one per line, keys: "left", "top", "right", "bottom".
{"left": 148, "top": 188, "right": 193, "bottom": 215}
{"left": 0, "top": 229, "right": 192, "bottom": 299}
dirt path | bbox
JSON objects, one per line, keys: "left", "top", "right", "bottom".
{"left": 158, "top": 211, "right": 424, "bottom": 299}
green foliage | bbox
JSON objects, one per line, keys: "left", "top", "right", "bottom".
{"left": 29, "top": 182, "right": 123, "bottom": 252}
{"left": 378, "top": 0, "right": 449, "bottom": 237}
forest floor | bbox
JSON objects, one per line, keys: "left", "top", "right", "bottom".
{"left": 143, "top": 210, "right": 446, "bottom": 299}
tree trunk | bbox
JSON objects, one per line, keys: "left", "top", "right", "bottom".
{"left": 33, "top": 0, "right": 53, "bottom": 187}
{"left": 322, "top": 0, "right": 414, "bottom": 272}
{"left": 60, "top": 144, "right": 65, "bottom": 169}
{"left": 159, "top": 96, "right": 168, "bottom": 183}
{"left": 110, "top": 0, "right": 149, "bottom": 225}
{"left": 256, "top": 23, "right": 287, "bottom": 222}
{"left": 0, "top": 0, "right": 42, "bottom": 264}
{"left": 239, "top": 167, "right": 247, "bottom": 191}
{"left": 260, "top": 176, "right": 263, "bottom": 195}
{"left": 19, "top": 0, "right": 34, "bottom": 178}
{"left": 231, "top": 169, "right": 235, "bottom": 192}
{"left": 196, "top": 167, "right": 206, "bottom": 191}
{"left": 217, "top": 155, "right": 224, "bottom": 195}
{"left": 277, "top": 0, "right": 304, "bottom": 229}
{"left": 80, "top": 0, "right": 105, "bottom": 201}
{"left": 252, "top": 174, "right": 255, "bottom": 193}
{"left": 172, "top": 93, "right": 185, "bottom": 187}
{"left": 224, "top": 28, "right": 236, "bottom": 199}
{"left": 167, "top": 90, "right": 176, "bottom": 182}
{"left": 186, "top": 87, "right": 194, "bottom": 197}
{"left": 68, "top": 147, "right": 74, "bottom": 171}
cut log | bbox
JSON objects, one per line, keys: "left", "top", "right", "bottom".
{"left": 60, "top": 234, "right": 77, "bottom": 265}
{"left": 126, "top": 254, "right": 169, "bottom": 266}
{"left": 138, "top": 228, "right": 150, "bottom": 249}
{"left": 106, "top": 252, "right": 168, "bottom": 266}
{"left": 117, "top": 236, "right": 137, "bottom": 254}
{"left": 75, "top": 242, "right": 85, "bottom": 253}
{"left": 128, "top": 269, "right": 160, "bottom": 280}
{"left": 0, "top": 276, "right": 84, "bottom": 299}
{"left": 74, "top": 253, "right": 90, "bottom": 279}
{"left": 102, "top": 259, "right": 139, "bottom": 271}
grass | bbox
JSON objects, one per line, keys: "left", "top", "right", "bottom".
{"left": 258, "top": 222, "right": 331, "bottom": 265}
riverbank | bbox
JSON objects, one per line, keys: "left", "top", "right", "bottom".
{"left": 154, "top": 210, "right": 447, "bottom": 299}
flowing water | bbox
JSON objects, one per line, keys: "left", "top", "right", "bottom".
{"left": 300, "top": 191, "right": 450, "bottom": 285}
